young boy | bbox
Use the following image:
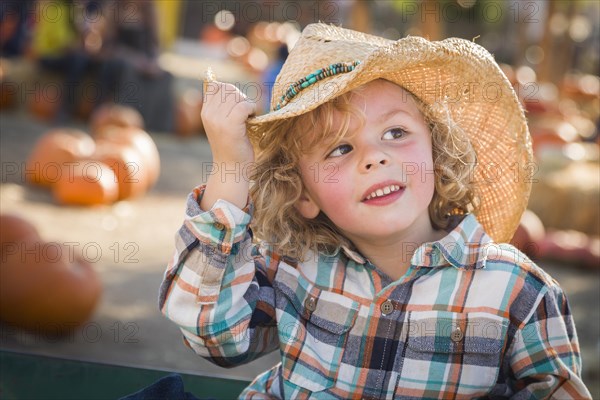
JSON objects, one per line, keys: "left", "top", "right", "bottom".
{"left": 159, "top": 24, "right": 591, "bottom": 399}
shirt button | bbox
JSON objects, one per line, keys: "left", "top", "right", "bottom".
{"left": 380, "top": 300, "right": 394, "bottom": 315}
{"left": 450, "top": 327, "right": 464, "bottom": 342}
{"left": 213, "top": 222, "right": 225, "bottom": 231}
{"left": 304, "top": 296, "right": 317, "bottom": 312}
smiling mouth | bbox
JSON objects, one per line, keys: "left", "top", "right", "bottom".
{"left": 364, "top": 184, "right": 404, "bottom": 201}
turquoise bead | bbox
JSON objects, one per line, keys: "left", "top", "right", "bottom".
{"left": 273, "top": 60, "right": 360, "bottom": 111}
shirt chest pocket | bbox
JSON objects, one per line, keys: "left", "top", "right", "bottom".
{"left": 398, "top": 310, "right": 509, "bottom": 398}
{"left": 274, "top": 264, "right": 359, "bottom": 393}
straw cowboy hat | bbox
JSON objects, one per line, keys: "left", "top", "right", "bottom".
{"left": 243, "top": 23, "right": 532, "bottom": 244}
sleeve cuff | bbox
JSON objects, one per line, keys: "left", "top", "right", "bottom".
{"left": 183, "top": 185, "right": 253, "bottom": 254}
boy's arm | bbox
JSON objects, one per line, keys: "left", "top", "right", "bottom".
{"left": 159, "top": 80, "right": 272, "bottom": 366}
{"left": 199, "top": 80, "right": 256, "bottom": 211}
{"left": 158, "top": 185, "right": 279, "bottom": 367}
{"left": 506, "top": 284, "right": 592, "bottom": 399}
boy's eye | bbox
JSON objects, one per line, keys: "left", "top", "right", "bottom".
{"left": 382, "top": 128, "right": 408, "bottom": 140}
{"left": 327, "top": 144, "right": 353, "bottom": 158}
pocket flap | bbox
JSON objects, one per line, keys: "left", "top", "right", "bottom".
{"left": 274, "top": 264, "right": 358, "bottom": 335}
{"left": 407, "top": 310, "right": 508, "bottom": 355}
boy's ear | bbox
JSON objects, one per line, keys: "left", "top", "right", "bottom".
{"left": 295, "top": 190, "right": 320, "bottom": 219}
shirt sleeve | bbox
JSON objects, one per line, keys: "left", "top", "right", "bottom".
{"left": 158, "top": 185, "right": 279, "bottom": 367}
{"left": 506, "top": 283, "right": 592, "bottom": 399}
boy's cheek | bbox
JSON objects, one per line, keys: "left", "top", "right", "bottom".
{"left": 303, "top": 161, "right": 343, "bottom": 187}
{"left": 311, "top": 173, "right": 351, "bottom": 207}
{"left": 403, "top": 156, "right": 435, "bottom": 185}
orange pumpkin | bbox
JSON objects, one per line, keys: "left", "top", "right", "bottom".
{"left": 0, "top": 240, "right": 102, "bottom": 334}
{"left": 94, "top": 126, "right": 160, "bottom": 189}
{"left": 28, "top": 86, "right": 61, "bottom": 121}
{"left": 93, "top": 141, "right": 148, "bottom": 199}
{"left": 26, "top": 129, "right": 96, "bottom": 187}
{"left": 90, "top": 103, "right": 144, "bottom": 135}
{"left": 0, "top": 214, "right": 42, "bottom": 245}
{"left": 53, "top": 161, "right": 119, "bottom": 206}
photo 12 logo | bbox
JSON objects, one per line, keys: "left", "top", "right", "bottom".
{"left": 1, "top": 241, "right": 140, "bottom": 264}
{"left": 200, "top": 1, "right": 341, "bottom": 25}
{"left": 0, "top": 321, "right": 140, "bottom": 344}
{"left": 1, "top": 161, "right": 140, "bottom": 186}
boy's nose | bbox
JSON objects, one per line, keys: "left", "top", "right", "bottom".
{"left": 360, "top": 151, "right": 390, "bottom": 172}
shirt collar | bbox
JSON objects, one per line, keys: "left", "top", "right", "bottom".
{"left": 340, "top": 244, "right": 367, "bottom": 264}
{"left": 411, "top": 214, "right": 493, "bottom": 269}
{"left": 339, "top": 214, "right": 493, "bottom": 270}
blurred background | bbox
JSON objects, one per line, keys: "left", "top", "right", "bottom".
{"left": 1, "top": 0, "right": 599, "bottom": 398}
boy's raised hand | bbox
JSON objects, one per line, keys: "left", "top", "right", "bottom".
{"left": 201, "top": 81, "right": 256, "bottom": 165}
{"left": 199, "top": 80, "right": 256, "bottom": 211}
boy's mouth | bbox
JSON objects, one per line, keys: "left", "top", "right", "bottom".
{"left": 362, "top": 182, "right": 405, "bottom": 202}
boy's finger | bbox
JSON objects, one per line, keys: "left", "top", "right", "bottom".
{"left": 245, "top": 101, "right": 257, "bottom": 117}
{"left": 203, "top": 67, "right": 216, "bottom": 93}
{"left": 221, "top": 83, "right": 246, "bottom": 101}
{"left": 205, "top": 67, "right": 216, "bottom": 83}
{"left": 203, "top": 81, "right": 220, "bottom": 99}
{"left": 238, "top": 100, "right": 256, "bottom": 119}
{"left": 227, "top": 100, "right": 256, "bottom": 120}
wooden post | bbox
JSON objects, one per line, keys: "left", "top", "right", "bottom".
{"left": 419, "top": 0, "right": 441, "bottom": 40}
{"left": 349, "top": 0, "right": 372, "bottom": 34}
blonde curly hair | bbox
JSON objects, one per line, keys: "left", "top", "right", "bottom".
{"left": 248, "top": 83, "right": 479, "bottom": 260}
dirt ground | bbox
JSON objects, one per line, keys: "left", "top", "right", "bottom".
{"left": 1, "top": 110, "right": 599, "bottom": 397}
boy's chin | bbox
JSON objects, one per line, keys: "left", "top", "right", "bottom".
{"left": 342, "top": 224, "right": 414, "bottom": 242}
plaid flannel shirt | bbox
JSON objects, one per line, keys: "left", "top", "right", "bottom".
{"left": 159, "top": 186, "right": 591, "bottom": 399}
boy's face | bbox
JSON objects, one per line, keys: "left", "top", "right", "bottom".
{"left": 295, "top": 80, "right": 437, "bottom": 246}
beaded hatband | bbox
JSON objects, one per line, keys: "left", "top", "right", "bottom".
{"left": 273, "top": 60, "right": 361, "bottom": 111}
